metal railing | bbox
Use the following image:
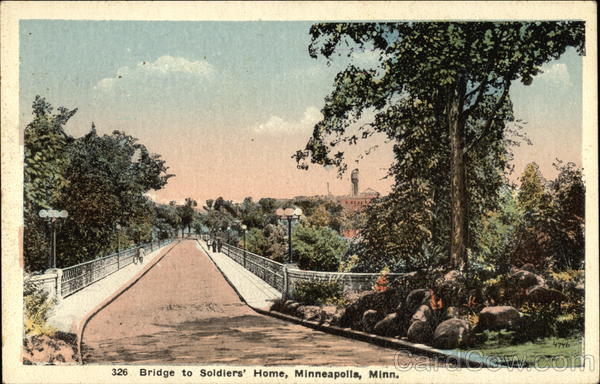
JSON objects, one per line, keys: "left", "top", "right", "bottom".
{"left": 221, "top": 243, "right": 286, "bottom": 293}
{"left": 285, "top": 269, "right": 409, "bottom": 297}
{"left": 60, "top": 238, "right": 175, "bottom": 298}
{"left": 205, "top": 238, "right": 412, "bottom": 299}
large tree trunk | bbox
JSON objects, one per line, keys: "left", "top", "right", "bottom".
{"left": 448, "top": 80, "right": 468, "bottom": 271}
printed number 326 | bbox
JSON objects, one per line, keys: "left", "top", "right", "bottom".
{"left": 112, "top": 368, "right": 128, "bottom": 376}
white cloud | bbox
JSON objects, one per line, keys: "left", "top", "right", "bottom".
{"left": 94, "top": 55, "right": 215, "bottom": 92}
{"left": 138, "top": 55, "right": 214, "bottom": 76}
{"left": 252, "top": 106, "right": 322, "bottom": 135}
{"left": 537, "top": 62, "right": 572, "bottom": 87}
{"left": 351, "top": 49, "right": 382, "bottom": 68}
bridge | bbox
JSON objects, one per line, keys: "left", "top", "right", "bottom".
{"left": 34, "top": 238, "right": 437, "bottom": 366}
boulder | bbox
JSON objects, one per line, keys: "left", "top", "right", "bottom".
{"left": 407, "top": 320, "right": 433, "bottom": 344}
{"left": 442, "top": 270, "right": 463, "bottom": 284}
{"left": 476, "top": 306, "right": 521, "bottom": 331}
{"left": 338, "top": 288, "right": 402, "bottom": 329}
{"left": 373, "top": 313, "right": 402, "bottom": 337}
{"left": 270, "top": 299, "right": 285, "bottom": 312}
{"left": 525, "top": 286, "right": 568, "bottom": 305}
{"left": 361, "top": 309, "right": 383, "bottom": 333}
{"left": 509, "top": 269, "right": 545, "bottom": 290}
{"left": 284, "top": 299, "right": 295, "bottom": 307}
{"left": 321, "top": 305, "right": 343, "bottom": 326}
{"left": 410, "top": 304, "right": 432, "bottom": 325}
{"left": 520, "top": 263, "right": 536, "bottom": 273}
{"left": 398, "top": 289, "right": 432, "bottom": 315}
{"left": 432, "top": 318, "right": 472, "bottom": 349}
{"left": 22, "top": 335, "right": 78, "bottom": 365}
{"left": 284, "top": 301, "right": 301, "bottom": 316}
{"left": 296, "top": 305, "right": 322, "bottom": 322}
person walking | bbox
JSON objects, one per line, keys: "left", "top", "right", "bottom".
{"left": 217, "top": 238, "right": 223, "bottom": 253}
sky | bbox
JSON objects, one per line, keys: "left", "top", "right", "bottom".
{"left": 19, "top": 21, "right": 582, "bottom": 205}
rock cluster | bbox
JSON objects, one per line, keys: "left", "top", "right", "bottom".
{"left": 270, "top": 266, "right": 571, "bottom": 350}
{"left": 22, "top": 334, "right": 78, "bottom": 365}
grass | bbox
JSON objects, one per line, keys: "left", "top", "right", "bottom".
{"left": 460, "top": 331, "right": 584, "bottom": 367}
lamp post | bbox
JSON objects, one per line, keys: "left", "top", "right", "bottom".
{"left": 39, "top": 209, "right": 68, "bottom": 270}
{"left": 241, "top": 224, "right": 247, "bottom": 267}
{"left": 275, "top": 207, "right": 303, "bottom": 264}
{"left": 241, "top": 224, "right": 247, "bottom": 250}
{"left": 115, "top": 224, "right": 121, "bottom": 253}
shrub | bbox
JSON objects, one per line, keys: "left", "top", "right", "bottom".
{"left": 373, "top": 266, "right": 390, "bottom": 292}
{"left": 293, "top": 280, "right": 343, "bottom": 306}
{"left": 23, "top": 276, "right": 56, "bottom": 336}
{"left": 513, "top": 303, "right": 561, "bottom": 342}
{"left": 293, "top": 224, "right": 348, "bottom": 272}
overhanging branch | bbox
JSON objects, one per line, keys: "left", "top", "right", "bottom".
{"left": 463, "top": 79, "right": 511, "bottom": 155}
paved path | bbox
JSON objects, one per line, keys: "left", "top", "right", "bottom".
{"left": 196, "top": 240, "right": 281, "bottom": 309}
{"left": 81, "top": 240, "right": 433, "bottom": 366}
{"left": 48, "top": 241, "right": 178, "bottom": 333}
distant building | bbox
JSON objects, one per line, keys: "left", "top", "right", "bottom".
{"left": 337, "top": 170, "right": 380, "bottom": 212}
{"left": 337, "top": 188, "right": 380, "bottom": 212}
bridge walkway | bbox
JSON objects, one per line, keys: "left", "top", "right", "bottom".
{"left": 81, "top": 239, "right": 432, "bottom": 366}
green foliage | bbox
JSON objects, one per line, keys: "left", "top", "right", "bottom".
{"left": 23, "top": 97, "right": 76, "bottom": 271}
{"left": 177, "top": 197, "right": 198, "bottom": 234}
{"left": 513, "top": 303, "right": 562, "bottom": 342}
{"left": 293, "top": 280, "right": 343, "bottom": 306}
{"left": 292, "top": 224, "right": 348, "bottom": 271}
{"left": 262, "top": 224, "right": 287, "bottom": 262}
{"left": 338, "top": 253, "right": 360, "bottom": 272}
{"left": 512, "top": 161, "right": 585, "bottom": 270}
{"left": 548, "top": 161, "right": 585, "bottom": 270}
{"left": 243, "top": 227, "right": 268, "bottom": 255}
{"left": 23, "top": 97, "right": 174, "bottom": 270}
{"left": 23, "top": 276, "right": 56, "bottom": 336}
{"left": 471, "top": 187, "right": 522, "bottom": 278}
{"left": 295, "top": 21, "right": 584, "bottom": 270}
{"left": 156, "top": 203, "right": 182, "bottom": 237}
{"left": 24, "top": 96, "right": 75, "bottom": 212}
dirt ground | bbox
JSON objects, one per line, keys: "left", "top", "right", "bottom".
{"left": 82, "top": 240, "right": 434, "bottom": 366}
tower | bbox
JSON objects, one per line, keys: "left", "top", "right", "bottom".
{"left": 351, "top": 168, "right": 359, "bottom": 196}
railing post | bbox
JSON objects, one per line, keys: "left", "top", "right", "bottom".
{"left": 283, "top": 266, "right": 289, "bottom": 300}
{"left": 117, "top": 251, "right": 120, "bottom": 270}
{"left": 55, "top": 268, "right": 63, "bottom": 302}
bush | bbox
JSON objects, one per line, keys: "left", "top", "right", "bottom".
{"left": 373, "top": 266, "right": 390, "bottom": 292}
{"left": 513, "top": 303, "right": 561, "bottom": 342}
{"left": 23, "top": 276, "right": 56, "bottom": 336}
{"left": 293, "top": 224, "right": 348, "bottom": 272}
{"left": 293, "top": 280, "right": 343, "bottom": 306}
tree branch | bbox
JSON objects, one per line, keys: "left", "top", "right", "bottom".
{"left": 463, "top": 79, "right": 511, "bottom": 155}
{"left": 462, "top": 76, "right": 490, "bottom": 118}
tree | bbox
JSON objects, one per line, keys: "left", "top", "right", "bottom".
{"left": 295, "top": 22, "right": 584, "bottom": 270}
{"left": 512, "top": 162, "right": 554, "bottom": 268}
{"left": 472, "top": 186, "right": 522, "bottom": 277}
{"left": 23, "top": 97, "right": 174, "bottom": 270}
{"left": 156, "top": 203, "right": 182, "bottom": 237}
{"left": 292, "top": 224, "right": 349, "bottom": 271}
{"left": 306, "top": 204, "right": 333, "bottom": 227}
{"left": 243, "top": 227, "right": 268, "bottom": 255}
{"left": 548, "top": 161, "right": 585, "bottom": 270}
{"left": 59, "top": 126, "right": 173, "bottom": 265}
{"left": 23, "top": 96, "right": 76, "bottom": 271}
{"left": 177, "top": 197, "right": 198, "bottom": 235}
{"left": 263, "top": 224, "right": 287, "bottom": 262}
